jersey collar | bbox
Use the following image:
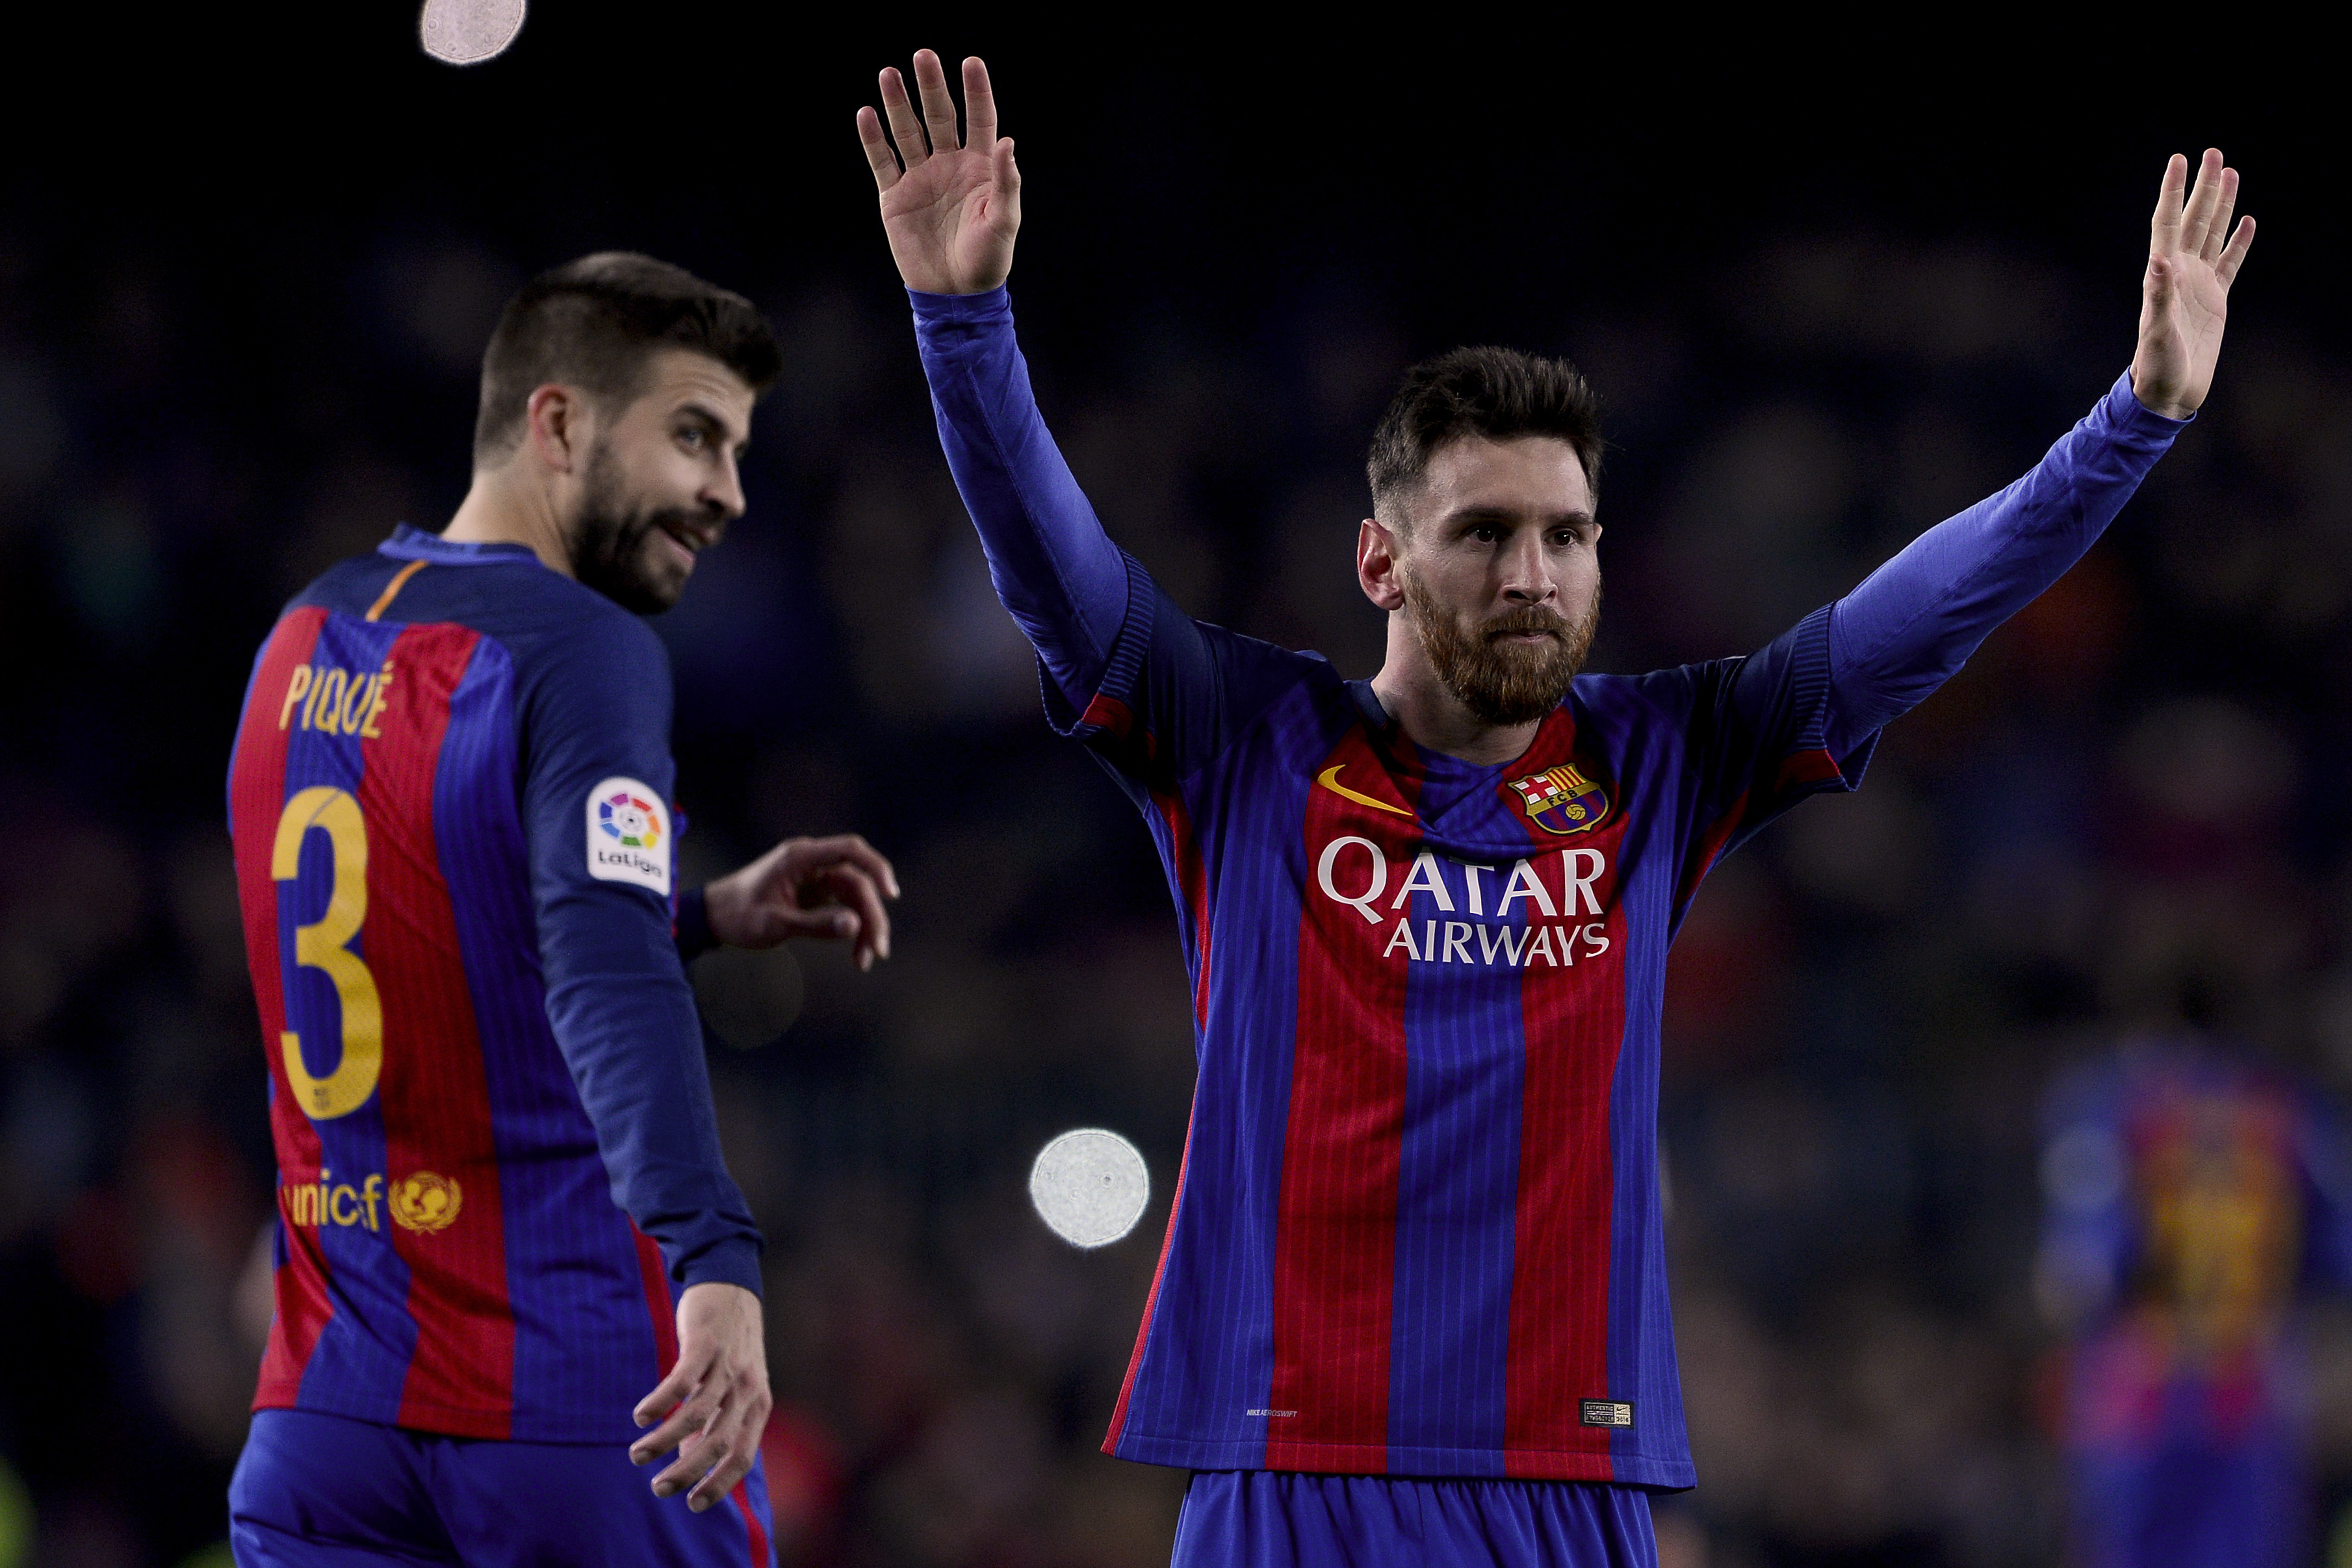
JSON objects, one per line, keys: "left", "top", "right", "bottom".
{"left": 378, "top": 522, "right": 549, "bottom": 567}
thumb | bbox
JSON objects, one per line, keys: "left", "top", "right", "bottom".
{"left": 994, "top": 138, "right": 1021, "bottom": 201}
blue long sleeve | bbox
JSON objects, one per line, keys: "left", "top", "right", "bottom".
{"left": 911, "top": 287, "right": 1131, "bottom": 704}
{"left": 521, "top": 606, "right": 763, "bottom": 1297}
{"left": 1823, "top": 374, "right": 2187, "bottom": 752}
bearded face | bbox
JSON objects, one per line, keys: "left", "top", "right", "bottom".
{"left": 1401, "top": 568, "right": 1598, "bottom": 726}
{"left": 568, "top": 436, "right": 722, "bottom": 615}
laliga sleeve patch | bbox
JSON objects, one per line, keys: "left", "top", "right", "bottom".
{"left": 586, "top": 777, "right": 672, "bottom": 895}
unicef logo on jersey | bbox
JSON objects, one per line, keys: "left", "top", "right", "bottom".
{"left": 599, "top": 790, "right": 663, "bottom": 850}
{"left": 585, "top": 777, "right": 671, "bottom": 896}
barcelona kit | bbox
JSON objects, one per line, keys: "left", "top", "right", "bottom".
{"left": 224, "top": 528, "right": 771, "bottom": 1564}
{"left": 909, "top": 285, "right": 2186, "bottom": 1552}
{"left": 2041, "top": 1044, "right": 2352, "bottom": 1568}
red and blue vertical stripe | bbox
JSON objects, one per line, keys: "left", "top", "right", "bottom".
{"left": 231, "top": 602, "right": 675, "bottom": 1444}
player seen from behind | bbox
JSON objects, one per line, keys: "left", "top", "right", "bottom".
{"left": 859, "top": 50, "right": 2255, "bottom": 1568}
{"left": 224, "top": 254, "right": 896, "bottom": 1567}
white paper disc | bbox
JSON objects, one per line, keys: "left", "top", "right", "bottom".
{"left": 419, "top": 0, "right": 526, "bottom": 65}
{"left": 1029, "top": 1129, "right": 1150, "bottom": 1248}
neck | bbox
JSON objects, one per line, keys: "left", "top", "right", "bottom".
{"left": 1369, "top": 652, "right": 1543, "bottom": 767}
{"left": 441, "top": 464, "right": 575, "bottom": 578}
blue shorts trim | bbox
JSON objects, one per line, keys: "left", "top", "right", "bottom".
{"left": 1172, "top": 1471, "right": 1657, "bottom": 1568}
{"left": 229, "top": 1409, "right": 774, "bottom": 1568}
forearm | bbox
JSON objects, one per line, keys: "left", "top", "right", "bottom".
{"left": 541, "top": 897, "right": 763, "bottom": 1293}
{"left": 911, "top": 286, "right": 1129, "bottom": 700}
{"left": 1825, "top": 372, "right": 2188, "bottom": 745}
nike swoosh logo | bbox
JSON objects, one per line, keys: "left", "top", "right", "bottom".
{"left": 1316, "top": 765, "right": 1414, "bottom": 817}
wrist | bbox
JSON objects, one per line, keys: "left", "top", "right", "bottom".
{"left": 699, "top": 872, "right": 746, "bottom": 948}
{"left": 674, "top": 885, "right": 717, "bottom": 961}
{"left": 2127, "top": 363, "right": 2197, "bottom": 423}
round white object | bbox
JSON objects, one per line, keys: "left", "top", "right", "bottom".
{"left": 1029, "top": 1129, "right": 1150, "bottom": 1248}
{"left": 419, "top": 0, "right": 526, "bottom": 65}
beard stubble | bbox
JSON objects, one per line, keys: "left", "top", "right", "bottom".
{"left": 569, "top": 439, "right": 716, "bottom": 615}
{"left": 1401, "top": 571, "right": 1599, "bottom": 727}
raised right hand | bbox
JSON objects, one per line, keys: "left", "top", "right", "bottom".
{"left": 858, "top": 51, "right": 1020, "bottom": 296}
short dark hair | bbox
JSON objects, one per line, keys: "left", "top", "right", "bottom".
{"left": 472, "top": 251, "right": 782, "bottom": 463}
{"left": 1366, "top": 346, "right": 1602, "bottom": 524}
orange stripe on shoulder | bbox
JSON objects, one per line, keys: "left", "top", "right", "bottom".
{"left": 365, "top": 559, "right": 429, "bottom": 622}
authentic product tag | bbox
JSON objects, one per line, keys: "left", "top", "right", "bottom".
{"left": 1580, "top": 1400, "right": 1635, "bottom": 1429}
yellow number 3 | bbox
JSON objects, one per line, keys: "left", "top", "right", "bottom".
{"left": 271, "top": 787, "right": 384, "bottom": 1120}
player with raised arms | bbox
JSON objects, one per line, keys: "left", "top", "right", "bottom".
{"left": 858, "top": 50, "right": 2253, "bottom": 1567}
{"left": 223, "top": 254, "right": 896, "bottom": 1566}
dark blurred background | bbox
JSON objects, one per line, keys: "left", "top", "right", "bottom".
{"left": 4, "top": 14, "right": 2350, "bottom": 1567}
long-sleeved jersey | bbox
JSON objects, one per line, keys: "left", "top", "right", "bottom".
{"left": 912, "top": 287, "right": 2186, "bottom": 1485}
{"left": 226, "top": 526, "right": 760, "bottom": 1444}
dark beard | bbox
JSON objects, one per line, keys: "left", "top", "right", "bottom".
{"left": 1402, "top": 572, "right": 1598, "bottom": 726}
{"left": 569, "top": 441, "right": 712, "bottom": 615}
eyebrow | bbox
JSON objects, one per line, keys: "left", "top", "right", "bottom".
{"left": 1442, "top": 504, "right": 1597, "bottom": 530}
{"left": 676, "top": 399, "right": 751, "bottom": 455}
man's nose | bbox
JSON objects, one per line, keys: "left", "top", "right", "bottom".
{"left": 706, "top": 454, "right": 747, "bottom": 521}
{"left": 1499, "top": 534, "right": 1557, "bottom": 602}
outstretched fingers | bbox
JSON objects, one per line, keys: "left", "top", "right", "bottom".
{"left": 2178, "top": 148, "right": 2227, "bottom": 256}
{"left": 2150, "top": 152, "right": 2188, "bottom": 256}
{"left": 2201, "top": 166, "right": 2241, "bottom": 264}
{"left": 857, "top": 106, "right": 901, "bottom": 192}
{"left": 2217, "top": 215, "right": 2258, "bottom": 287}
{"left": 963, "top": 55, "right": 998, "bottom": 153}
{"left": 879, "top": 66, "right": 929, "bottom": 169}
{"left": 914, "top": 48, "right": 963, "bottom": 157}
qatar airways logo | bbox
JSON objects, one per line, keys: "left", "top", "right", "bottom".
{"left": 1315, "top": 839, "right": 1612, "bottom": 968}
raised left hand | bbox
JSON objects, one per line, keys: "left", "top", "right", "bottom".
{"left": 2130, "top": 148, "right": 2256, "bottom": 420}
{"left": 703, "top": 834, "right": 899, "bottom": 970}
{"left": 858, "top": 51, "right": 1021, "bottom": 296}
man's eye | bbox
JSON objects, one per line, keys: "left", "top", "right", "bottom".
{"left": 678, "top": 428, "right": 706, "bottom": 450}
{"left": 1471, "top": 525, "right": 1500, "bottom": 543}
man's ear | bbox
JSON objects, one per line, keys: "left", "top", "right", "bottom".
{"left": 524, "top": 384, "right": 589, "bottom": 475}
{"left": 1358, "top": 517, "right": 1408, "bottom": 612}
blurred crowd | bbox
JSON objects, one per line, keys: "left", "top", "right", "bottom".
{"left": 8, "top": 172, "right": 2352, "bottom": 1568}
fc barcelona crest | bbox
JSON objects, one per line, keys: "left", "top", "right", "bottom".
{"left": 1507, "top": 762, "right": 1610, "bottom": 836}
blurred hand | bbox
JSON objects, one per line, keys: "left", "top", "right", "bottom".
{"left": 703, "top": 834, "right": 898, "bottom": 970}
{"left": 2130, "top": 148, "right": 2255, "bottom": 420}
{"left": 858, "top": 50, "right": 1021, "bottom": 295}
{"left": 630, "top": 1281, "right": 771, "bottom": 1512}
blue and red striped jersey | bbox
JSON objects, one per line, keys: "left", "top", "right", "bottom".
{"left": 908, "top": 286, "right": 2186, "bottom": 1487}
{"left": 226, "top": 527, "right": 760, "bottom": 1443}
{"left": 1060, "top": 560, "right": 1857, "bottom": 1485}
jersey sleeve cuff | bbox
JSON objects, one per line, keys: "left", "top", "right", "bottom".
{"left": 673, "top": 884, "right": 716, "bottom": 962}
{"left": 909, "top": 283, "right": 1013, "bottom": 329}
{"left": 2107, "top": 368, "right": 2195, "bottom": 443}
{"left": 677, "top": 1237, "right": 765, "bottom": 1297}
